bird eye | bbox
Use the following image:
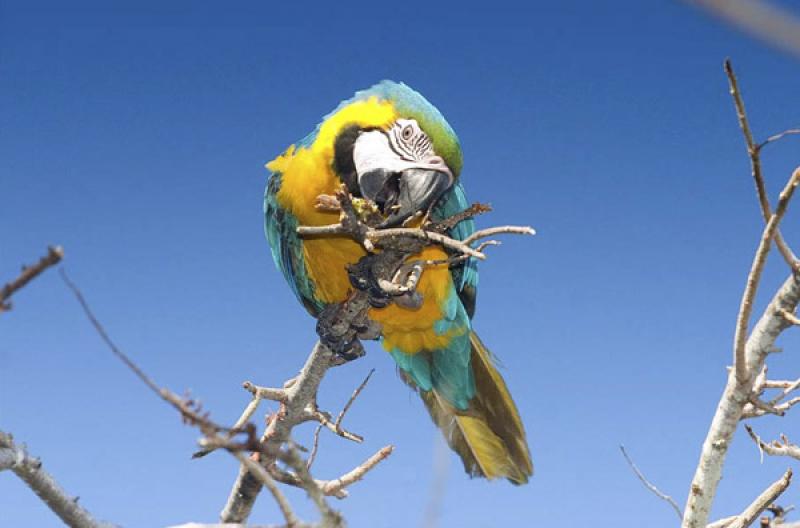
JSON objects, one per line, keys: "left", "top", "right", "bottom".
{"left": 401, "top": 125, "right": 414, "bottom": 141}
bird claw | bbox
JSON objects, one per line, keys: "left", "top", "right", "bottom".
{"left": 316, "top": 305, "right": 367, "bottom": 362}
{"left": 347, "top": 255, "right": 392, "bottom": 307}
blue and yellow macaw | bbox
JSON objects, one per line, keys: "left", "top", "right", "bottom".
{"left": 264, "top": 82, "right": 532, "bottom": 484}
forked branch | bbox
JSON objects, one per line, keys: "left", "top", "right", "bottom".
{"left": 683, "top": 62, "right": 800, "bottom": 528}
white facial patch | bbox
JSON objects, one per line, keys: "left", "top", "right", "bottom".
{"left": 353, "top": 121, "right": 453, "bottom": 183}
{"left": 353, "top": 130, "right": 420, "bottom": 176}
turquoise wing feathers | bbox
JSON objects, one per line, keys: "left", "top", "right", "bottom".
{"left": 264, "top": 172, "right": 324, "bottom": 316}
{"left": 390, "top": 182, "right": 481, "bottom": 411}
{"left": 432, "top": 182, "right": 479, "bottom": 318}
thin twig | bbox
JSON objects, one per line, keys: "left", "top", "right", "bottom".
{"left": 746, "top": 425, "right": 800, "bottom": 461}
{"left": 743, "top": 397, "right": 800, "bottom": 419}
{"left": 619, "top": 445, "right": 682, "bottom": 519}
{"left": 302, "top": 408, "right": 363, "bottom": 443}
{"left": 266, "top": 466, "right": 347, "bottom": 500}
{"left": 194, "top": 388, "right": 267, "bottom": 459}
{"left": 462, "top": 226, "right": 536, "bottom": 247}
{"left": 1, "top": 245, "right": 64, "bottom": 312}
{"left": 297, "top": 217, "right": 534, "bottom": 262}
{"left": 367, "top": 228, "right": 487, "bottom": 260}
{"left": 334, "top": 369, "right": 375, "bottom": 432}
{"left": 319, "top": 446, "right": 394, "bottom": 497}
{"left": 64, "top": 270, "right": 228, "bottom": 435}
{"left": 306, "top": 424, "right": 324, "bottom": 470}
{"left": 242, "top": 381, "right": 287, "bottom": 402}
{"left": 727, "top": 469, "right": 793, "bottom": 528}
{"left": 305, "top": 370, "right": 373, "bottom": 471}
{"left": 733, "top": 167, "right": 800, "bottom": 383}
{"left": 725, "top": 59, "right": 798, "bottom": 272}
{"left": 61, "top": 269, "right": 164, "bottom": 397}
{"left": 760, "top": 129, "right": 800, "bottom": 150}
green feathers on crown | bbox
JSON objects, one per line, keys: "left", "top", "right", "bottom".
{"left": 349, "top": 81, "right": 464, "bottom": 177}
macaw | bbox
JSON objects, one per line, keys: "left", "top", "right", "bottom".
{"left": 264, "top": 81, "right": 533, "bottom": 484}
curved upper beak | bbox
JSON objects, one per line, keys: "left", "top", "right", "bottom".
{"left": 377, "top": 167, "right": 451, "bottom": 227}
{"left": 353, "top": 130, "right": 453, "bottom": 227}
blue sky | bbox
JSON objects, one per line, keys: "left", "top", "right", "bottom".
{"left": 3, "top": 1, "right": 800, "bottom": 527}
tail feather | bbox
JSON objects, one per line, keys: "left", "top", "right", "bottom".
{"left": 414, "top": 331, "right": 533, "bottom": 484}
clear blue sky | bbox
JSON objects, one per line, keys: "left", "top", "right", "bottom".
{"left": 3, "top": 1, "right": 800, "bottom": 527}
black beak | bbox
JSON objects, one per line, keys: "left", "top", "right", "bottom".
{"left": 360, "top": 168, "right": 452, "bottom": 228}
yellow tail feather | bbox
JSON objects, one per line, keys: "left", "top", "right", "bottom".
{"left": 418, "top": 331, "right": 533, "bottom": 484}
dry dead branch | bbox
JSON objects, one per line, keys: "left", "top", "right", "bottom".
{"left": 0, "top": 431, "right": 113, "bottom": 528}
{"left": 724, "top": 59, "right": 798, "bottom": 273}
{"left": 620, "top": 445, "right": 682, "bottom": 519}
{"left": 746, "top": 425, "right": 800, "bottom": 461}
{"left": 727, "top": 469, "right": 792, "bottom": 528}
{"left": 0, "top": 245, "right": 63, "bottom": 312}
{"left": 682, "top": 61, "right": 800, "bottom": 528}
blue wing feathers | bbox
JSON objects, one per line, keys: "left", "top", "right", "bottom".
{"left": 264, "top": 173, "right": 324, "bottom": 316}
{"left": 389, "top": 183, "right": 482, "bottom": 410}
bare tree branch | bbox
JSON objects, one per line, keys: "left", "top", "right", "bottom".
{"left": 230, "top": 451, "right": 302, "bottom": 528}
{"left": 0, "top": 431, "right": 114, "bottom": 528}
{"left": 296, "top": 188, "right": 534, "bottom": 263}
{"left": 724, "top": 59, "right": 798, "bottom": 272}
{"left": 333, "top": 368, "right": 374, "bottom": 433}
{"left": 317, "top": 445, "right": 394, "bottom": 497}
{"left": 746, "top": 425, "right": 800, "bottom": 461}
{"left": 64, "top": 269, "right": 396, "bottom": 526}
{"left": 220, "top": 342, "right": 374, "bottom": 523}
{"left": 761, "top": 129, "right": 800, "bottom": 151}
{"left": 684, "top": 64, "right": 800, "bottom": 528}
{"left": 727, "top": 469, "right": 793, "bottom": 528}
{"left": 683, "top": 239, "right": 800, "bottom": 528}
{"left": 0, "top": 245, "right": 63, "bottom": 312}
{"left": 732, "top": 167, "right": 800, "bottom": 383}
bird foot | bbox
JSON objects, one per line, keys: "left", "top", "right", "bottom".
{"left": 316, "top": 304, "right": 367, "bottom": 362}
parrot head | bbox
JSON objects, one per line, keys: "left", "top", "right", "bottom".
{"left": 327, "top": 81, "right": 463, "bottom": 227}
